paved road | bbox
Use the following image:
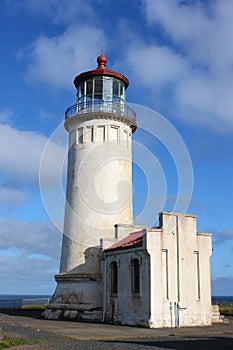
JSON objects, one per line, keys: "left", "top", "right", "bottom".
{"left": 0, "top": 313, "right": 233, "bottom": 349}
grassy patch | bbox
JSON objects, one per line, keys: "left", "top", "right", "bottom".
{"left": 0, "top": 335, "right": 49, "bottom": 349}
{"left": 21, "top": 304, "right": 47, "bottom": 310}
{"left": 219, "top": 304, "right": 233, "bottom": 316}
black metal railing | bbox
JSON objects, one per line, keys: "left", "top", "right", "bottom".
{"left": 65, "top": 101, "right": 136, "bottom": 122}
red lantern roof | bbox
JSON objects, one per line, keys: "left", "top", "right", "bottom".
{"left": 73, "top": 55, "right": 129, "bottom": 89}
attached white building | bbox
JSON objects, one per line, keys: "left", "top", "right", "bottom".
{"left": 103, "top": 212, "right": 212, "bottom": 327}
{"left": 44, "top": 56, "right": 215, "bottom": 327}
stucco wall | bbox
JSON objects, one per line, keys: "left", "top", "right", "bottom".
{"left": 104, "top": 248, "right": 150, "bottom": 327}
{"left": 103, "top": 212, "right": 212, "bottom": 328}
{"left": 60, "top": 116, "right": 134, "bottom": 273}
{"left": 147, "top": 212, "right": 212, "bottom": 328}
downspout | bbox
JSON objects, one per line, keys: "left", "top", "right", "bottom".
{"left": 169, "top": 301, "right": 173, "bottom": 327}
{"left": 102, "top": 251, "right": 107, "bottom": 322}
{"left": 176, "top": 214, "right": 180, "bottom": 328}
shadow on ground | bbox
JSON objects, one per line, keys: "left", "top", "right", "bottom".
{"left": 0, "top": 309, "right": 43, "bottom": 318}
{"left": 103, "top": 337, "right": 233, "bottom": 350}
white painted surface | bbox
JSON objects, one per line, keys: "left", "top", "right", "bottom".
{"left": 105, "top": 212, "right": 212, "bottom": 328}
{"left": 60, "top": 115, "right": 135, "bottom": 273}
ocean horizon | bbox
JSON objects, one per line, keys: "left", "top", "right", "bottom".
{"left": 0, "top": 294, "right": 233, "bottom": 309}
{"left": 0, "top": 294, "right": 52, "bottom": 308}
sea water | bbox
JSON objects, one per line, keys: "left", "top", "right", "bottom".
{"left": 1, "top": 294, "right": 232, "bottom": 309}
{"left": 0, "top": 294, "right": 51, "bottom": 308}
{"left": 212, "top": 296, "right": 233, "bottom": 305}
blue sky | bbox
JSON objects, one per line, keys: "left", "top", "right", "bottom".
{"left": 0, "top": 0, "right": 233, "bottom": 296}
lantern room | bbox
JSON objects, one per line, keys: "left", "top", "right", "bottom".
{"left": 71, "top": 55, "right": 133, "bottom": 118}
{"left": 76, "top": 76, "right": 125, "bottom": 105}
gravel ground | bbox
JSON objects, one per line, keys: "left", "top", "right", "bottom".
{"left": 1, "top": 320, "right": 233, "bottom": 350}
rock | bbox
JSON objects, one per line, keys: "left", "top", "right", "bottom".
{"left": 47, "top": 310, "right": 62, "bottom": 320}
{"left": 69, "top": 310, "right": 78, "bottom": 319}
{"left": 64, "top": 310, "right": 70, "bottom": 318}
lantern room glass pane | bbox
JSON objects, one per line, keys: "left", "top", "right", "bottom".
{"left": 94, "top": 79, "right": 103, "bottom": 95}
{"left": 103, "top": 78, "right": 112, "bottom": 101}
{"left": 86, "top": 80, "right": 93, "bottom": 96}
{"left": 120, "top": 84, "right": 124, "bottom": 100}
{"left": 77, "top": 82, "right": 84, "bottom": 103}
{"left": 76, "top": 77, "right": 125, "bottom": 108}
{"left": 113, "top": 80, "right": 119, "bottom": 96}
{"left": 80, "top": 82, "right": 84, "bottom": 96}
{"left": 94, "top": 78, "right": 103, "bottom": 102}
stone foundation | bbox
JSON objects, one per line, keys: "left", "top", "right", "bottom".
{"left": 43, "top": 272, "right": 103, "bottom": 321}
{"left": 43, "top": 307, "right": 103, "bottom": 321}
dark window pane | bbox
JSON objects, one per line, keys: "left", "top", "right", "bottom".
{"left": 111, "top": 261, "right": 118, "bottom": 295}
{"left": 80, "top": 82, "right": 84, "bottom": 96}
{"left": 86, "top": 80, "right": 93, "bottom": 96}
{"left": 132, "top": 258, "right": 140, "bottom": 294}
{"left": 94, "top": 79, "right": 103, "bottom": 95}
{"left": 94, "top": 94, "right": 102, "bottom": 101}
{"left": 120, "top": 84, "right": 124, "bottom": 98}
{"left": 113, "top": 80, "right": 119, "bottom": 96}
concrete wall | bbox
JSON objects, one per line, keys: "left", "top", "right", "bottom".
{"left": 104, "top": 212, "right": 212, "bottom": 328}
{"left": 104, "top": 247, "right": 150, "bottom": 327}
{"left": 147, "top": 212, "right": 212, "bottom": 328}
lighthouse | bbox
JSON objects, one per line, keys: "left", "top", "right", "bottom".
{"left": 46, "top": 55, "right": 138, "bottom": 320}
{"left": 45, "top": 55, "right": 213, "bottom": 328}
{"left": 60, "top": 55, "right": 137, "bottom": 273}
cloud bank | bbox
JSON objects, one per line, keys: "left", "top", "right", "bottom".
{"left": 0, "top": 123, "right": 66, "bottom": 188}
{"left": 124, "top": 0, "right": 233, "bottom": 132}
{"left": 0, "top": 218, "right": 62, "bottom": 293}
{"left": 21, "top": 25, "right": 106, "bottom": 89}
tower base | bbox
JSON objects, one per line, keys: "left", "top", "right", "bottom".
{"left": 43, "top": 273, "right": 103, "bottom": 321}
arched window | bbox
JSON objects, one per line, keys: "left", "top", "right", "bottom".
{"left": 110, "top": 261, "right": 118, "bottom": 295}
{"left": 131, "top": 258, "right": 140, "bottom": 294}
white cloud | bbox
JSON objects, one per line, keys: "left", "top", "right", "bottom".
{"left": 0, "top": 123, "right": 66, "bottom": 187}
{"left": 0, "top": 253, "right": 57, "bottom": 294}
{"left": 128, "top": 0, "right": 233, "bottom": 132}
{"left": 0, "top": 218, "right": 61, "bottom": 260}
{"left": 0, "top": 187, "right": 28, "bottom": 210}
{"left": 126, "top": 42, "right": 189, "bottom": 90}
{"left": 22, "top": 25, "right": 106, "bottom": 89}
{"left": 0, "top": 219, "right": 62, "bottom": 294}
{"left": 0, "top": 218, "right": 62, "bottom": 293}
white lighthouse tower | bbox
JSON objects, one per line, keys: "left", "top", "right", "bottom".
{"left": 60, "top": 54, "right": 136, "bottom": 273}
{"left": 44, "top": 55, "right": 214, "bottom": 328}
{"left": 46, "top": 55, "right": 137, "bottom": 320}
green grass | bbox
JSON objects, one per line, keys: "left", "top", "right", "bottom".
{"left": 219, "top": 303, "right": 233, "bottom": 316}
{"left": 21, "top": 304, "right": 47, "bottom": 310}
{"left": 0, "top": 335, "right": 49, "bottom": 349}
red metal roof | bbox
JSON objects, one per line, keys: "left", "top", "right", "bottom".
{"left": 74, "top": 55, "right": 129, "bottom": 89}
{"left": 104, "top": 231, "right": 144, "bottom": 252}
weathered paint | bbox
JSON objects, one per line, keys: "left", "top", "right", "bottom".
{"left": 104, "top": 212, "right": 212, "bottom": 328}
